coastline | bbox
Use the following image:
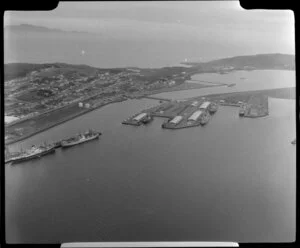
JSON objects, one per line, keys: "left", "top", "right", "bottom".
{"left": 4, "top": 81, "right": 215, "bottom": 146}
{"left": 5, "top": 86, "right": 295, "bottom": 146}
{"left": 5, "top": 98, "right": 125, "bottom": 146}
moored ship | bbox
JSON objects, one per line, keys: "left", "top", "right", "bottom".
{"left": 5, "top": 144, "right": 56, "bottom": 165}
{"left": 239, "top": 104, "right": 246, "bottom": 116}
{"left": 291, "top": 139, "right": 296, "bottom": 145}
{"left": 200, "top": 111, "right": 210, "bottom": 125}
{"left": 61, "top": 130, "right": 101, "bottom": 148}
{"left": 208, "top": 102, "right": 218, "bottom": 114}
{"left": 141, "top": 114, "right": 153, "bottom": 124}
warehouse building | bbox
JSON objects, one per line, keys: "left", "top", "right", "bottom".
{"left": 188, "top": 110, "right": 203, "bottom": 121}
{"left": 199, "top": 101, "right": 211, "bottom": 110}
{"left": 133, "top": 113, "right": 147, "bottom": 121}
{"left": 170, "top": 115, "right": 183, "bottom": 125}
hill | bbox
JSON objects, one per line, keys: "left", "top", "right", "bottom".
{"left": 4, "top": 24, "right": 89, "bottom": 34}
{"left": 182, "top": 53, "right": 295, "bottom": 71}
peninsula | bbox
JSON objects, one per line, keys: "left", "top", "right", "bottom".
{"left": 4, "top": 53, "right": 295, "bottom": 144}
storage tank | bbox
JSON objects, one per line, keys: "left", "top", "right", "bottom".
{"left": 188, "top": 110, "right": 203, "bottom": 121}
{"left": 170, "top": 116, "right": 183, "bottom": 124}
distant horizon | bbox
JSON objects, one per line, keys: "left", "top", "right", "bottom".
{"left": 4, "top": 1, "right": 294, "bottom": 68}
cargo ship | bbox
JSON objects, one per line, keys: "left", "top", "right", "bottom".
{"left": 53, "top": 140, "right": 63, "bottom": 148}
{"left": 61, "top": 130, "right": 101, "bottom": 148}
{"left": 5, "top": 144, "right": 56, "bottom": 165}
{"left": 208, "top": 102, "right": 218, "bottom": 114}
{"left": 141, "top": 114, "right": 153, "bottom": 124}
{"left": 239, "top": 104, "right": 246, "bottom": 116}
{"left": 200, "top": 111, "right": 210, "bottom": 125}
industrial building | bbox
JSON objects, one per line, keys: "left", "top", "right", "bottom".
{"left": 188, "top": 110, "right": 203, "bottom": 121}
{"left": 199, "top": 101, "right": 211, "bottom": 110}
{"left": 170, "top": 115, "right": 183, "bottom": 124}
{"left": 133, "top": 113, "right": 147, "bottom": 121}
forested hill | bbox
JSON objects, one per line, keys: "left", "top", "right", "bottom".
{"left": 5, "top": 53, "right": 295, "bottom": 82}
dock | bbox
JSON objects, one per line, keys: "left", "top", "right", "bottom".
{"left": 122, "top": 99, "right": 216, "bottom": 130}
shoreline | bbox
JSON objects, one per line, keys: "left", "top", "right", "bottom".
{"left": 5, "top": 86, "right": 295, "bottom": 146}
{"left": 5, "top": 98, "right": 125, "bottom": 146}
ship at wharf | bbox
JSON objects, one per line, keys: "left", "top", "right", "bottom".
{"left": 61, "top": 129, "right": 101, "bottom": 148}
{"left": 5, "top": 143, "right": 56, "bottom": 165}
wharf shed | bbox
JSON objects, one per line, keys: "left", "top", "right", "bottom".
{"left": 133, "top": 113, "right": 147, "bottom": 121}
{"left": 170, "top": 115, "right": 183, "bottom": 124}
{"left": 188, "top": 110, "right": 203, "bottom": 121}
{"left": 199, "top": 101, "right": 211, "bottom": 109}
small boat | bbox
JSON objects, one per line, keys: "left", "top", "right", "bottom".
{"left": 61, "top": 130, "right": 101, "bottom": 148}
{"left": 5, "top": 144, "right": 56, "bottom": 165}
{"left": 291, "top": 139, "right": 296, "bottom": 145}
{"left": 227, "top": 83, "right": 236, "bottom": 87}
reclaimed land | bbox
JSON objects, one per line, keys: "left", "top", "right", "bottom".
{"left": 5, "top": 82, "right": 211, "bottom": 145}
{"left": 121, "top": 87, "right": 295, "bottom": 130}
{"left": 5, "top": 53, "right": 295, "bottom": 144}
{"left": 4, "top": 98, "right": 124, "bottom": 145}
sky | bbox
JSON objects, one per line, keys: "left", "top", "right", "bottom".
{"left": 3, "top": 1, "right": 295, "bottom": 66}
{"left": 4, "top": 1, "right": 294, "bottom": 41}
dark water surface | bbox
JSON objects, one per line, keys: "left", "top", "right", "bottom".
{"left": 6, "top": 95, "right": 296, "bottom": 243}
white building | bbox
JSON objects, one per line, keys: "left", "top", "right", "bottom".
{"left": 133, "top": 113, "right": 147, "bottom": 121}
{"left": 191, "top": 101, "right": 198, "bottom": 107}
{"left": 170, "top": 116, "right": 183, "bottom": 124}
{"left": 188, "top": 110, "right": 203, "bottom": 121}
{"left": 4, "top": 115, "right": 19, "bottom": 124}
{"left": 199, "top": 101, "right": 211, "bottom": 109}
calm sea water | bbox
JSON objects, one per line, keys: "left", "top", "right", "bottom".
{"left": 154, "top": 70, "right": 295, "bottom": 99}
{"left": 5, "top": 70, "right": 296, "bottom": 243}
{"left": 5, "top": 102, "right": 296, "bottom": 243}
{"left": 4, "top": 32, "right": 212, "bottom": 68}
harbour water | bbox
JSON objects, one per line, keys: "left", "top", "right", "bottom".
{"left": 154, "top": 70, "right": 295, "bottom": 99}
{"left": 5, "top": 70, "right": 296, "bottom": 243}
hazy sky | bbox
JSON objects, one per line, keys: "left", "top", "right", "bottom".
{"left": 3, "top": 1, "right": 295, "bottom": 66}
{"left": 4, "top": 1, "right": 294, "bottom": 46}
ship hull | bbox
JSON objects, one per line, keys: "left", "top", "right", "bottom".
{"left": 9, "top": 146, "right": 56, "bottom": 165}
{"left": 61, "top": 133, "right": 100, "bottom": 148}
